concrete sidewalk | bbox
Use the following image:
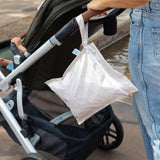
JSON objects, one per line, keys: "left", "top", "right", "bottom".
{"left": 0, "top": 0, "right": 41, "bottom": 27}
{"left": 0, "top": 1, "right": 147, "bottom": 160}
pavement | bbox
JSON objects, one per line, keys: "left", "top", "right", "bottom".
{"left": 0, "top": 1, "right": 147, "bottom": 160}
{"left": 0, "top": 0, "right": 40, "bottom": 27}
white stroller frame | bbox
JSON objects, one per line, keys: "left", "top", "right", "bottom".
{"left": 0, "top": 9, "right": 124, "bottom": 158}
{"left": 0, "top": 15, "right": 83, "bottom": 154}
{"left": 0, "top": 37, "right": 68, "bottom": 153}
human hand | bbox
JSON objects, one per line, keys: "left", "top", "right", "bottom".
{"left": 87, "top": 0, "right": 108, "bottom": 19}
{"left": 11, "top": 37, "right": 22, "bottom": 48}
{"left": 95, "top": 11, "right": 107, "bottom": 17}
{"left": 11, "top": 37, "right": 26, "bottom": 53}
{"left": 87, "top": 0, "right": 108, "bottom": 11}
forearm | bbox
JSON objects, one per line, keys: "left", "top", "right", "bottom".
{"left": 87, "top": 0, "right": 151, "bottom": 10}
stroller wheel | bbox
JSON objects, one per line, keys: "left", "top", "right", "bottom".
{"left": 99, "top": 115, "right": 124, "bottom": 150}
{"left": 21, "top": 153, "right": 48, "bottom": 160}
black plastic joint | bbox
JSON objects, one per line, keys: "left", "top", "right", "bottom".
{"left": 54, "top": 18, "right": 78, "bottom": 42}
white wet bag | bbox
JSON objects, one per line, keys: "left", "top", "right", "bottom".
{"left": 46, "top": 14, "right": 138, "bottom": 125}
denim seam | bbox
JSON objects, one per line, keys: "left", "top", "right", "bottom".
{"left": 151, "top": 28, "right": 160, "bottom": 59}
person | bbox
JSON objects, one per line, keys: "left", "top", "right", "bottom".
{"left": 88, "top": 0, "right": 160, "bottom": 160}
{"left": 0, "top": 37, "right": 26, "bottom": 71}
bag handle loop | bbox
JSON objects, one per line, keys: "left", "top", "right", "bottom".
{"left": 76, "top": 14, "right": 88, "bottom": 47}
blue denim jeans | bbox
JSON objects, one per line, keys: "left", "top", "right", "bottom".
{"left": 129, "top": 2, "right": 160, "bottom": 160}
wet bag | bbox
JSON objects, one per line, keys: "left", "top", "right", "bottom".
{"left": 46, "top": 14, "right": 138, "bottom": 125}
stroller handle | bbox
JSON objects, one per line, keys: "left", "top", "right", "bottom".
{"left": 54, "top": 9, "right": 105, "bottom": 42}
{"left": 81, "top": 9, "right": 106, "bottom": 22}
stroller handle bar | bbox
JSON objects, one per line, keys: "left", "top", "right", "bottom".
{"left": 54, "top": 9, "right": 106, "bottom": 42}
{"left": 81, "top": 9, "right": 106, "bottom": 22}
{"left": 54, "top": 8, "right": 125, "bottom": 42}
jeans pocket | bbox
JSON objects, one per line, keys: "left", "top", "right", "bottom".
{"left": 130, "top": 10, "right": 142, "bottom": 30}
{"left": 152, "top": 28, "right": 160, "bottom": 59}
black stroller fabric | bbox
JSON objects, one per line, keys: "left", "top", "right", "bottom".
{"left": 29, "top": 105, "right": 114, "bottom": 160}
{"left": 22, "top": 0, "right": 90, "bottom": 90}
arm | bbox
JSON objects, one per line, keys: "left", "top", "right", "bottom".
{"left": 87, "top": 0, "right": 151, "bottom": 10}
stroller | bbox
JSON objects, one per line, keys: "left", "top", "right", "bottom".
{"left": 0, "top": 0, "right": 124, "bottom": 160}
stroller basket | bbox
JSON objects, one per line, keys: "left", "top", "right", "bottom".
{"left": 29, "top": 106, "right": 114, "bottom": 160}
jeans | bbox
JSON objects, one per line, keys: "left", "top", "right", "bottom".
{"left": 128, "top": 2, "right": 160, "bottom": 159}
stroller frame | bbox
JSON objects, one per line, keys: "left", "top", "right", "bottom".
{"left": 0, "top": 38, "right": 59, "bottom": 154}
{"left": 0, "top": 9, "right": 124, "bottom": 160}
{"left": 0, "top": 15, "right": 76, "bottom": 154}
